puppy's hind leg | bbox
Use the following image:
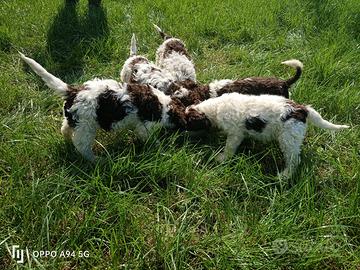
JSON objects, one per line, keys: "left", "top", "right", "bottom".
{"left": 278, "top": 121, "right": 306, "bottom": 178}
{"left": 72, "top": 123, "right": 97, "bottom": 162}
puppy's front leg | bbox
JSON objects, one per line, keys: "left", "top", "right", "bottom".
{"left": 72, "top": 124, "right": 97, "bottom": 162}
{"left": 134, "top": 122, "right": 160, "bottom": 143}
{"left": 217, "top": 133, "right": 244, "bottom": 162}
{"left": 278, "top": 124, "right": 305, "bottom": 178}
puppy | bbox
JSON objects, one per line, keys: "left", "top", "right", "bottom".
{"left": 120, "top": 34, "right": 176, "bottom": 94}
{"left": 154, "top": 24, "right": 196, "bottom": 83}
{"left": 20, "top": 53, "right": 194, "bottom": 161}
{"left": 185, "top": 93, "right": 349, "bottom": 178}
{"left": 171, "top": 60, "right": 303, "bottom": 106}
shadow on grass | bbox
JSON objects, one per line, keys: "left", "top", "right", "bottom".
{"left": 51, "top": 129, "right": 316, "bottom": 195}
{"left": 46, "top": 1, "right": 109, "bottom": 80}
{"left": 50, "top": 129, "right": 225, "bottom": 194}
{"left": 0, "top": 26, "right": 12, "bottom": 52}
{"left": 51, "top": 133, "right": 173, "bottom": 193}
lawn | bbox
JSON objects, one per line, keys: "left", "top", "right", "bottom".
{"left": 0, "top": 0, "right": 359, "bottom": 269}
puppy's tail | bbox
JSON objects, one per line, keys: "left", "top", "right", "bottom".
{"left": 153, "top": 24, "right": 172, "bottom": 40}
{"left": 306, "top": 106, "right": 349, "bottom": 130}
{"left": 130, "top": 33, "right": 137, "bottom": 56}
{"left": 282, "top": 59, "right": 303, "bottom": 86}
{"left": 19, "top": 52, "right": 69, "bottom": 97}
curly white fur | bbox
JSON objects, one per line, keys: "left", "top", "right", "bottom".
{"left": 120, "top": 34, "right": 175, "bottom": 93}
{"left": 157, "top": 50, "right": 196, "bottom": 82}
{"left": 154, "top": 25, "right": 196, "bottom": 82}
{"left": 190, "top": 93, "right": 349, "bottom": 178}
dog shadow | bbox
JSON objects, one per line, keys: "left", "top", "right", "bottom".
{"left": 183, "top": 133, "right": 313, "bottom": 186}
{"left": 45, "top": 1, "right": 109, "bottom": 80}
{"left": 52, "top": 130, "right": 314, "bottom": 194}
{"left": 52, "top": 131, "right": 173, "bottom": 192}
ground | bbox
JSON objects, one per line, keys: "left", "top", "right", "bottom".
{"left": 0, "top": 0, "right": 359, "bottom": 269}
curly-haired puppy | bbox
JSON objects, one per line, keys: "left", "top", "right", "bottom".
{"left": 154, "top": 24, "right": 196, "bottom": 83}
{"left": 21, "top": 53, "right": 196, "bottom": 161}
{"left": 120, "top": 34, "right": 176, "bottom": 94}
{"left": 170, "top": 60, "right": 303, "bottom": 106}
{"left": 185, "top": 93, "right": 349, "bottom": 178}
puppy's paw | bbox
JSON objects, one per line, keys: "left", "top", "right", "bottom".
{"left": 88, "top": 155, "right": 99, "bottom": 163}
{"left": 277, "top": 169, "right": 291, "bottom": 180}
{"left": 215, "top": 152, "right": 226, "bottom": 163}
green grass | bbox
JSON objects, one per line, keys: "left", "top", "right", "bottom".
{"left": 1, "top": 0, "right": 359, "bottom": 269}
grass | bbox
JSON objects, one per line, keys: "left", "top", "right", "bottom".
{"left": 0, "top": 0, "right": 359, "bottom": 269}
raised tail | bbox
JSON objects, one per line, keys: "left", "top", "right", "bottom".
{"left": 130, "top": 33, "right": 137, "bottom": 56}
{"left": 281, "top": 59, "right": 303, "bottom": 86}
{"left": 306, "top": 106, "right": 349, "bottom": 130}
{"left": 19, "top": 52, "right": 69, "bottom": 97}
{"left": 153, "top": 24, "right": 172, "bottom": 40}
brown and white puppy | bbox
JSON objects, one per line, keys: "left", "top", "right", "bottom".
{"left": 154, "top": 24, "right": 196, "bottom": 83}
{"left": 120, "top": 34, "right": 176, "bottom": 94}
{"left": 20, "top": 53, "right": 200, "bottom": 161}
{"left": 171, "top": 60, "right": 303, "bottom": 106}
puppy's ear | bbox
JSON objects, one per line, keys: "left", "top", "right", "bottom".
{"left": 166, "top": 82, "right": 181, "bottom": 95}
{"left": 130, "top": 33, "right": 137, "bottom": 56}
{"left": 168, "top": 98, "right": 187, "bottom": 129}
{"left": 185, "top": 108, "right": 211, "bottom": 131}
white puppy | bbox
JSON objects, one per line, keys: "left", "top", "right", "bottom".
{"left": 186, "top": 93, "right": 349, "bottom": 178}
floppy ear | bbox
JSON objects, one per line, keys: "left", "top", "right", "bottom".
{"left": 165, "top": 82, "right": 181, "bottom": 95}
{"left": 185, "top": 108, "right": 211, "bottom": 131}
{"left": 167, "top": 98, "right": 187, "bottom": 129}
{"left": 130, "top": 33, "right": 137, "bottom": 56}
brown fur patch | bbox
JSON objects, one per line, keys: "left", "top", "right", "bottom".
{"left": 167, "top": 96, "right": 212, "bottom": 131}
{"left": 127, "top": 84, "right": 163, "bottom": 121}
{"left": 167, "top": 98, "right": 187, "bottom": 130}
{"left": 185, "top": 108, "right": 212, "bottom": 131}
{"left": 170, "top": 77, "right": 290, "bottom": 107}
{"left": 178, "top": 79, "right": 198, "bottom": 89}
{"left": 96, "top": 89, "right": 134, "bottom": 131}
{"left": 165, "top": 82, "right": 182, "bottom": 95}
{"left": 282, "top": 101, "right": 308, "bottom": 123}
{"left": 216, "top": 78, "right": 290, "bottom": 98}
{"left": 64, "top": 85, "right": 85, "bottom": 128}
{"left": 285, "top": 66, "right": 302, "bottom": 86}
{"left": 163, "top": 39, "right": 191, "bottom": 60}
{"left": 176, "top": 80, "right": 211, "bottom": 106}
